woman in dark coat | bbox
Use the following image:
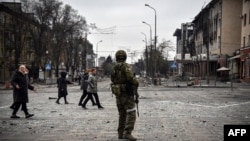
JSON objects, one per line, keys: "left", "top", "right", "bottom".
{"left": 56, "top": 71, "right": 71, "bottom": 104}
{"left": 10, "top": 65, "right": 36, "bottom": 118}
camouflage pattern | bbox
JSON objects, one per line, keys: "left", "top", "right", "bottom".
{"left": 111, "top": 51, "right": 139, "bottom": 138}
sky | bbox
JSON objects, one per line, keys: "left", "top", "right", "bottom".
{"left": 60, "top": 0, "right": 212, "bottom": 63}
{"left": 1, "top": 0, "right": 212, "bottom": 63}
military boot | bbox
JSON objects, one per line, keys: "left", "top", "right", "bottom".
{"left": 123, "top": 134, "right": 137, "bottom": 141}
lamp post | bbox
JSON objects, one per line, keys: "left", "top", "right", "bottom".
{"left": 142, "top": 21, "right": 153, "bottom": 77}
{"left": 45, "top": 50, "right": 48, "bottom": 82}
{"left": 142, "top": 21, "right": 152, "bottom": 47}
{"left": 96, "top": 40, "right": 102, "bottom": 67}
{"left": 141, "top": 32, "right": 149, "bottom": 77}
{"left": 145, "top": 4, "right": 157, "bottom": 78}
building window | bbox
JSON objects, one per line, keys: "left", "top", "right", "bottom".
{"left": 218, "top": 36, "right": 221, "bottom": 49}
{"left": 0, "top": 48, "right": 3, "bottom": 58}
{"left": 243, "top": 13, "right": 247, "bottom": 26}
{"left": 248, "top": 58, "right": 250, "bottom": 77}
{"left": 248, "top": 66, "right": 250, "bottom": 78}
{"left": 243, "top": 36, "right": 246, "bottom": 48}
{"left": 248, "top": 35, "right": 250, "bottom": 47}
{"left": 0, "top": 30, "right": 2, "bottom": 42}
{"left": 249, "top": 9, "right": 250, "bottom": 24}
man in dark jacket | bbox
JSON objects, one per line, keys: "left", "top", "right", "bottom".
{"left": 10, "top": 65, "right": 37, "bottom": 118}
{"left": 78, "top": 69, "right": 96, "bottom": 106}
{"left": 81, "top": 68, "right": 104, "bottom": 109}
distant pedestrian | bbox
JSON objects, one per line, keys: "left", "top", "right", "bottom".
{"left": 56, "top": 71, "right": 71, "bottom": 104}
{"left": 10, "top": 65, "right": 37, "bottom": 118}
{"left": 111, "top": 50, "right": 139, "bottom": 140}
{"left": 78, "top": 75, "right": 81, "bottom": 85}
{"left": 78, "top": 69, "right": 96, "bottom": 106}
{"left": 81, "top": 68, "right": 104, "bottom": 109}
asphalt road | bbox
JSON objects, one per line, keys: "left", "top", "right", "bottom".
{"left": 0, "top": 79, "right": 250, "bottom": 141}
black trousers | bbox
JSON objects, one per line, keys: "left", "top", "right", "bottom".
{"left": 79, "top": 90, "right": 95, "bottom": 105}
{"left": 82, "top": 93, "right": 101, "bottom": 107}
{"left": 12, "top": 102, "right": 29, "bottom": 115}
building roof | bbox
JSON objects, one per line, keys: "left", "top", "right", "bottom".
{"left": 173, "top": 28, "right": 181, "bottom": 36}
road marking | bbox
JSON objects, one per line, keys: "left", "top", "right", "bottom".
{"left": 159, "top": 101, "right": 250, "bottom": 108}
{"left": 0, "top": 105, "right": 10, "bottom": 109}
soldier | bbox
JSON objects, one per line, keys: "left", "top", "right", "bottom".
{"left": 111, "top": 50, "right": 139, "bottom": 141}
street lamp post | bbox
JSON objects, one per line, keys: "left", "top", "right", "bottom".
{"left": 96, "top": 40, "right": 102, "bottom": 67}
{"left": 45, "top": 50, "right": 48, "bottom": 82}
{"left": 141, "top": 32, "right": 149, "bottom": 77}
{"left": 145, "top": 4, "right": 157, "bottom": 77}
{"left": 142, "top": 21, "right": 152, "bottom": 47}
{"left": 142, "top": 21, "right": 153, "bottom": 77}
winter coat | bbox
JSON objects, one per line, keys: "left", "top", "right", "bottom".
{"left": 80, "top": 73, "right": 89, "bottom": 90}
{"left": 11, "top": 71, "right": 34, "bottom": 103}
{"left": 57, "top": 77, "right": 69, "bottom": 97}
{"left": 87, "top": 73, "right": 97, "bottom": 93}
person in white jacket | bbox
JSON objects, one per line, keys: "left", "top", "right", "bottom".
{"left": 81, "top": 68, "right": 104, "bottom": 109}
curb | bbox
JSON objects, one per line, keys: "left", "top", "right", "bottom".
{"left": 165, "top": 85, "right": 233, "bottom": 88}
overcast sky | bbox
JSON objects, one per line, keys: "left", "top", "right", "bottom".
{"left": 2, "top": 0, "right": 211, "bottom": 62}
{"left": 60, "top": 0, "right": 212, "bottom": 62}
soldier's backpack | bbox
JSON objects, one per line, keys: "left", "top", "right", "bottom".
{"left": 111, "top": 63, "right": 133, "bottom": 96}
{"left": 111, "top": 63, "right": 123, "bottom": 96}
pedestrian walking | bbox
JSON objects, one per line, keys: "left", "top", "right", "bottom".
{"left": 10, "top": 65, "right": 37, "bottom": 118}
{"left": 10, "top": 67, "right": 29, "bottom": 110}
{"left": 78, "top": 75, "right": 81, "bottom": 85}
{"left": 81, "top": 68, "right": 104, "bottom": 109}
{"left": 56, "top": 71, "right": 71, "bottom": 104}
{"left": 111, "top": 50, "right": 139, "bottom": 141}
{"left": 78, "top": 69, "right": 96, "bottom": 106}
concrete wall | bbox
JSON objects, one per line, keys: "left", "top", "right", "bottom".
{"left": 221, "top": 0, "right": 242, "bottom": 56}
{"left": 241, "top": 0, "right": 250, "bottom": 47}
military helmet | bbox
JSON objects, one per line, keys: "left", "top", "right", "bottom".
{"left": 115, "top": 50, "right": 127, "bottom": 61}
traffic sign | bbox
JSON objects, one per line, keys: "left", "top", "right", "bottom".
{"left": 45, "top": 63, "right": 51, "bottom": 70}
{"left": 170, "top": 62, "right": 177, "bottom": 69}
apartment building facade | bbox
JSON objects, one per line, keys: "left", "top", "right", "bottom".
{"left": 174, "top": 0, "right": 244, "bottom": 82}
{"left": 240, "top": 0, "right": 250, "bottom": 82}
{"left": 0, "top": 2, "right": 36, "bottom": 83}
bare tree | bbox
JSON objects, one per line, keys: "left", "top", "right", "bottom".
{"left": 50, "top": 3, "right": 86, "bottom": 76}
{"left": 155, "top": 39, "right": 175, "bottom": 76}
{"left": 21, "top": 0, "right": 56, "bottom": 72}
{"left": 21, "top": 0, "right": 87, "bottom": 77}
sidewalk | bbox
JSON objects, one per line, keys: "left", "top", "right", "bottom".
{"left": 137, "top": 77, "right": 250, "bottom": 89}
{"left": 0, "top": 77, "right": 110, "bottom": 91}
{"left": 162, "top": 78, "right": 250, "bottom": 89}
{"left": 1, "top": 78, "right": 250, "bottom": 91}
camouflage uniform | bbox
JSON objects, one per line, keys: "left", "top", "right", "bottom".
{"left": 111, "top": 50, "right": 139, "bottom": 140}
